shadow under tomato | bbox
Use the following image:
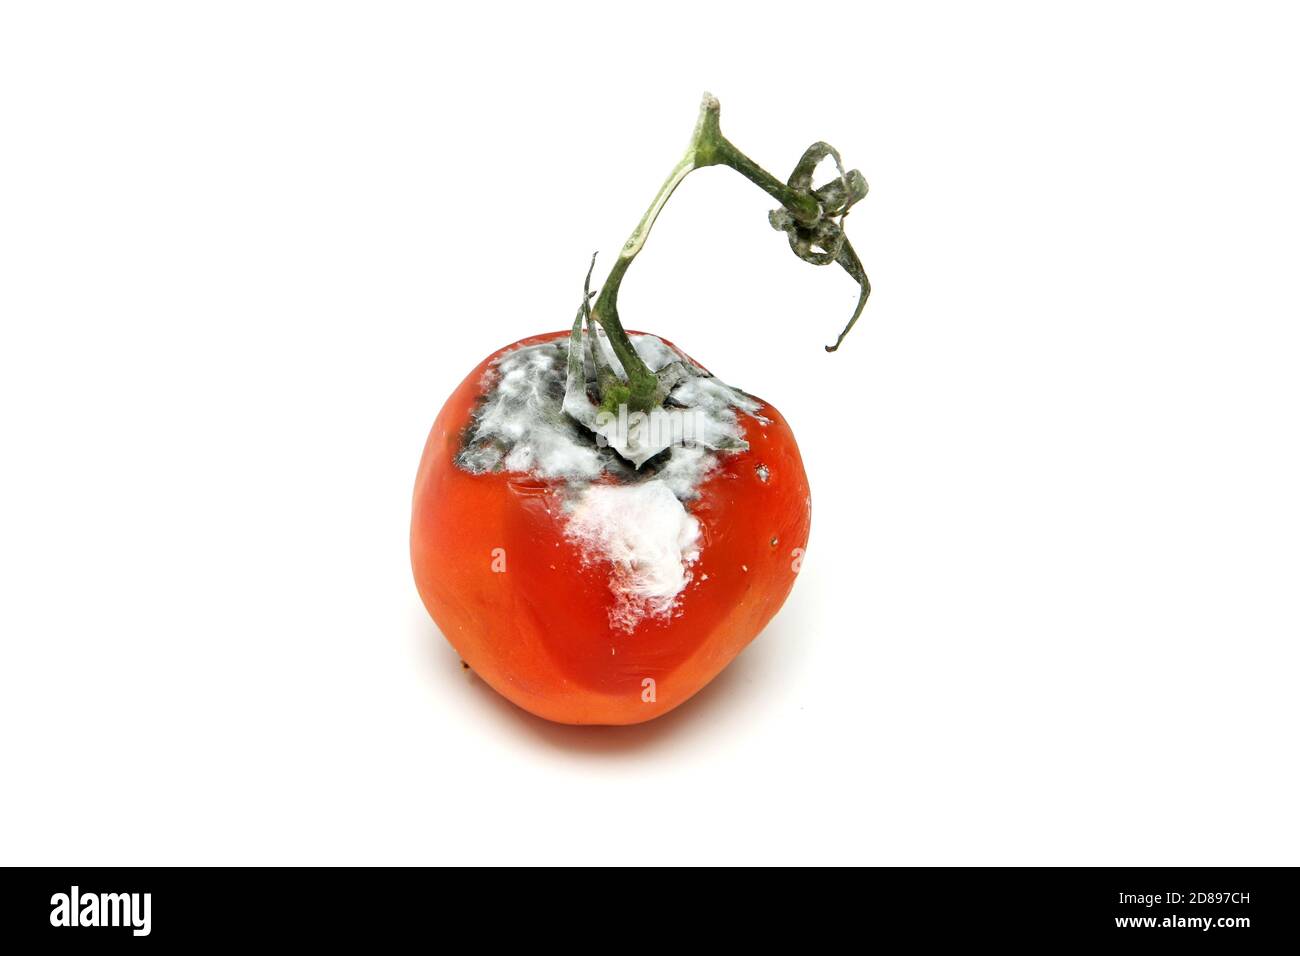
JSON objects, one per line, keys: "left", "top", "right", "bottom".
{"left": 421, "top": 612, "right": 799, "bottom": 757}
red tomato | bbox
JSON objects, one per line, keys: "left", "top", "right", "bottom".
{"left": 410, "top": 331, "right": 811, "bottom": 725}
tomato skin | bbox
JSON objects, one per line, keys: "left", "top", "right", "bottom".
{"left": 410, "top": 332, "right": 811, "bottom": 725}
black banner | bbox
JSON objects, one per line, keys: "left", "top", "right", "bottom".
{"left": 0, "top": 867, "right": 1295, "bottom": 945}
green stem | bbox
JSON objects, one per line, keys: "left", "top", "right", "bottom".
{"left": 693, "top": 97, "right": 820, "bottom": 223}
{"left": 590, "top": 93, "right": 865, "bottom": 411}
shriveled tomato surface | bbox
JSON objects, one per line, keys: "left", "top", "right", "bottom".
{"left": 411, "top": 331, "right": 811, "bottom": 725}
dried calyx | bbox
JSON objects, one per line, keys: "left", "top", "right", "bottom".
{"left": 566, "top": 92, "right": 871, "bottom": 424}
{"left": 458, "top": 331, "right": 761, "bottom": 482}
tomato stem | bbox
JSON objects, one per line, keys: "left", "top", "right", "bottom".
{"left": 588, "top": 93, "right": 871, "bottom": 412}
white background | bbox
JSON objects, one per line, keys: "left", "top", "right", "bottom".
{"left": 2, "top": 2, "right": 1297, "bottom": 866}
